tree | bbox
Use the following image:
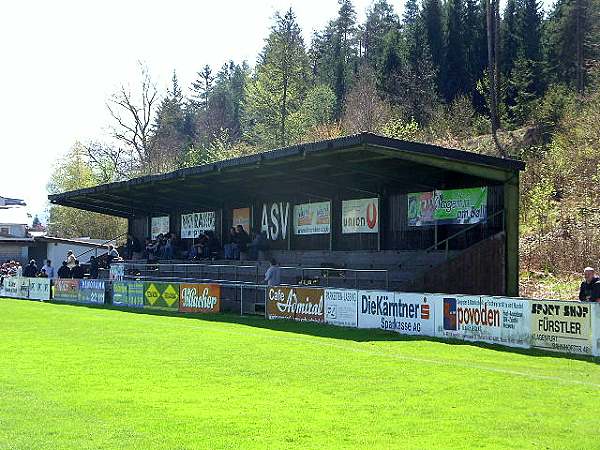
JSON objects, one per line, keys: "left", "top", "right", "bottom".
{"left": 243, "top": 9, "right": 310, "bottom": 148}
{"left": 444, "top": 0, "right": 468, "bottom": 100}
{"left": 362, "top": 0, "right": 399, "bottom": 71}
{"left": 190, "top": 65, "right": 214, "bottom": 109}
{"left": 106, "top": 63, "right": 160, "bottom": 174}
{"left": 342, "top": 67, "right": 391, "bottom": 132}
{"left": 421, "top": 0, "right": 445, "bottom": 92}
{"left": 501, "top": 0, "right": 519, "bottom": 76}
{"left": 47, "top": 144, "right": 127, "bottom": 239}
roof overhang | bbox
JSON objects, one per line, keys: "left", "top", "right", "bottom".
{"left": 48, "top": 133, "right": 525, "bottom": 217}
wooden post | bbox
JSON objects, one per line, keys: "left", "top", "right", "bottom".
{"left": 504, "top": 174, "right": 520, "bottom": 297}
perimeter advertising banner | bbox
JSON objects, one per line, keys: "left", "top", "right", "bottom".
{"left": 293, "top": 201, "right": 331, "bottom": 235}
{"left": 17, "top": 277, "right": 30, "bottom": 298}
{"left": 407, "top": 187, "right": 488, "bottom": 226}
{"left": 530, "top": 300, "right": 592, "bottom": 355}
{"left": 434, "top": 296, "right": 531, "bottom": 348}
{"left": 143, "top": 282, "right": 180, "bottom": 310}
{"left": 3, "top": 277, "right": 20, "bottom": 298}
{"left": 151, "top": 216, "right": 170, "bottom": 239}
{"left": 342, "top": 198, "right": 379, "bottom": 234}
{"left": 179, "top": 284, "right": 221, "bottom": 313}
{"left": 357, "top": 291, "right": 434, "bottom": 336}
{"left": 78, "top": 279, "right": 106, "bottom": 304}
{"left": 112, "top": 281, "right": 145, "bottom": 307}
{"left": 181, "top": 212, "right": 216, "bottom": 238}
{"left": 28, "top": 278, "right": 51, "bottom": 300}
{"left": 324, "top": 289, "right": 358, "bottom": 327}
{"left": 266, "top": 286, "right": 324, "bottom": 323}
{"left": 54, "top": 279, "right": 80, "bottom": 302}
{"left": 592, "top": 303, "right": 600, "bottom": 357}
{"left": 232, "top": 208, "right": 251, "bottom": 232}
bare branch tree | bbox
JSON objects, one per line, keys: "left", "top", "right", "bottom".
{"left": 106, "top": 62, "right": 159, "bottom": 173}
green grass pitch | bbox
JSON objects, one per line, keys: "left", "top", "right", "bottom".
{"left": 0, "top": 298, "right": 598, "bottom": 449}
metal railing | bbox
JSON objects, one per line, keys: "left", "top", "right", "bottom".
{"left": 425, "top": 209, "right": 505, "bottom": 257}
{"left": 76, "top": 232, "right": 128, "bottom": 260}
{"left": 113, "top": 261, "right": 389, "bottom": 290}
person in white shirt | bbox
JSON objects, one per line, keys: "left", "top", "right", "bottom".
{"left": 41, "top": 260, "right": 55, "bottom": 279}
{"left": 66, "top": 250, "right": 76, "bottom": 269}
{"left": 264, "top": 258, "right": 281, "bottom": 286}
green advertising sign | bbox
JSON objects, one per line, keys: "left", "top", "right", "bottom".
{"left": 143, "top": 282, "right": 180, "bottom": 310}
{"left": 407, "top": 187, "right": 488, "bottom": 226}
{"left": 113, "top": 281, "right": 145, "bottom": 307}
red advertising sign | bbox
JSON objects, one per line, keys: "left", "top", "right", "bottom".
{"left": 179, "top": 284, "right": 221, "bottom": 313}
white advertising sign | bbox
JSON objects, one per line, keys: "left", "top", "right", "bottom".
{"left": 181, "top": 211, "right": 216, "bottom": 238}
{"left": 342, "top": 198, "right": 379, "bottom": 234}
{"left": 28, "top": 278, "right": 51, "bottom": 300}
{"left": 592, "top": 303, "right": 600, "bottom": 357}
{"left": 324, "top": 289, "right": 358, "bottom": 327}
{"left": 293, "top": 201, "right": 331, "bottom": 235}
{"left": 261, "top": 202, "right": 290, "bottom": 241}
{"left": 151, "top": 216, "right": 170, "bottom": 239}
{"left": 3, "top": 277, "right": 19, "bottom": 298}
{"left": 434, "top": 295, "right": 531, "bottom": 348}
{"left": 357, "top": 291, "right": 434, "bottom": 336}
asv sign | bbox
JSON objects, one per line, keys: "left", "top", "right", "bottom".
{"left": 261, "top": 202, "right": 290, "bottom": 241}
{"left": 342, "top": 198, "right": 379, "bottom": 233}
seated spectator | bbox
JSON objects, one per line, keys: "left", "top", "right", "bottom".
{"left": 38, "top": 268, "right": 48, "bottom": 278}
{"left": 203, "top": 231, "right": 221, "bottom": 260}
{"left": 107, "top": 244, "right": 119, "bottom": 266}
{"left": 57, "top": 261, "right": 71, "bottom": 279}
{"left": 224, "top": 227, "right": 237, "bottom": 260}
{"left": 248, "top": 231, "right": 268, "bottom": 260}
{"left": 89, "top": 256, "right": 99, "bottom": 279}
{"left": 23, "top": 259, "right": 38, "bottom": 278}
{"left": 579, "top": 267, "right": 600, "bottom": 302}
{"left": 41, "top": 260, "right": 55, "bottom": 279}
{"left": 71, "top": 260, "right": 85, "bottom": 279}
{"left": 66, "top": 250, "right": 76, "bottom": 269}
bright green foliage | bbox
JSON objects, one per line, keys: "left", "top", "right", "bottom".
{"left": 0, "top": 299, "right": 598, "bottom": 449}
{"left": 244, "top": 9, "right": 310, "bottom": 148}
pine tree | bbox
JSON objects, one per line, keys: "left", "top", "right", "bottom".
{"left": 421, "top": 0, "right": 445, "bottom": 94}
{"left": 362, "top": 0, "right": 399, "bottom": 70}
{"left": 243, "top": 9, "right": 310, "bottom": 147}
{"left": 444, "top": 0, "right": 468, "bottom": 100}
{"left": 501, "top": 0, "right": 519, "bottom": 75}
{"left": 190, "top": 65, "right": 214, "bottom": 109}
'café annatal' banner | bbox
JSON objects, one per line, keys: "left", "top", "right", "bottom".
{"left": 267, "top": 286, "right": 324, "bottom": 323}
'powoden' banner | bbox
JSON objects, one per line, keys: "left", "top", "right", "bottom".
{"left": 78, "top": 279, "right": 106, "bottom": 304}
{"left": 267, "top": 286, "right": 324, "bottom": 323}
{"left": 54, "top": 279, "right": 80, "bottom": 302}
{"left": 358, "top": 291, "right": 434, "bottom": 336}
{"left": 28, "top": 278, "right": 51, "bottom": 300}
{"left": 293, "top": 202, "right": 331, "bottom": 235}
{"left": 144, "top": 282, "right": 180, "bottom": 310}
{"left": 408, "top": 187, "right": 487, "bottom": 226}
{"left": 179, "top": 284, "right": 221, "bottom": 313}
{"left": 325, "top": 289, "right": 358, "bottom": 327}
{"left": 434, "top": 296, "right": 530, "bottom": 348}
{"left": 530, "top": 300, "right": 592, "bottom": 355}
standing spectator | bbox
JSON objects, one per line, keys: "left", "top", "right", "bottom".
{"left": 236, "top": 225, "right": 250, "bottom": 260}
{"left": 57, "top": 261, "right": 71, "bottom": 279}
{"left": 71, "top": 260, "right": 85, "bottom": 279}
{"left": 23, "top": 260, "right": 38, "bottom": 278}
{"left": 66, "top": 250, "right": 76, "bottom": 269}
{"left": 41, "top": 260, "right": 55, "bottom": 279}
{"left": 248, "top": 231, "right": 268, "bottom": 260}
{"left": 224, "top": 227, "right": 237, "bottom": 260}
{"left": 125, "top": 234, "right": 141, "bottom": 260}
{"left": 89, "top": 256, "right": 99, "bottom": 279}
{"left": 264, "top": 258, "right": 281, "bottom": 286}
{"left": 38, "top": 269, "right": 48, "bottom": 278}
{"left": 107, "top": 245, "right": 119, "bottom": 266}
{"left": 579, "top": 267, "right": 600, "bottom": 302}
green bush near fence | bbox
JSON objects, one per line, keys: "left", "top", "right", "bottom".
{"left": 0, "top": 298, "right": 598, "bottom": 449}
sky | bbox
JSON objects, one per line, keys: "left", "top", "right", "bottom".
{"left": 0, "top": 0, "right": 551, "bottom": 222}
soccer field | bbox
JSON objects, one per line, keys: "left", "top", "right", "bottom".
{"left": 0, "top": 298, "right": 598, "bottom": 449}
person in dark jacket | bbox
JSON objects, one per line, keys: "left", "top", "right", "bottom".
{"left": 235, "top": 225, "right": 250, "bottom": 259}
{"left": 89, "top": 256, "right": 99, "bottom": 279}
{"left": 125, "top": 234, "right": 141, "bottom": 260}
{"left": 57, "top": 261, "right": 71, "bottom": 279}
{"left": 23, "top": 260, "right": 38, "bottom": 278}
{"left": 71, "top": 260, "right": 85, "bottom": 279}
{"left": 579, "top": 267, "right": 600, "bottom": 302}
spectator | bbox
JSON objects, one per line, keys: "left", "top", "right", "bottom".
{"left": 38, "top": 268, "right": 48, "bottom": 278}
{"left": 107, "top": 245, "right": 119, "bottom": 266}
{"left": 71, "top": 260, "right": 85, "bottom": 279}
{"left": 89, "top": 256, "right": 99, "bottom": 279}
{"left": 23, "top": 259, "right": 38, "bottom": 278}
{"left": 66, "top": 250, "right": 76, "bottom": 269}
{"left": 125, "top": 233, "right": 141, "bottom": 260}
{"left": 224, "top": 227, "right": 237, "bottom": 260}
{"left": 579, "top": 267, "right": 600, "bottom": 302}
{"left": 235, "top": 225, "right": 250, "bottom": 260}
{"left": 264, "top": 258, "right": 281, "bottom": 286}
{"left": 41, "top": 260, "right": 55, "bottom": 279}
{"left": 57, "top": 261, "right": 71, "bottom": 279}
{"left": 203, "top": 231, "right": 221, "bottom": 260}
{"left": 248, "top": 231, "right": 267, "bottom": 260}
